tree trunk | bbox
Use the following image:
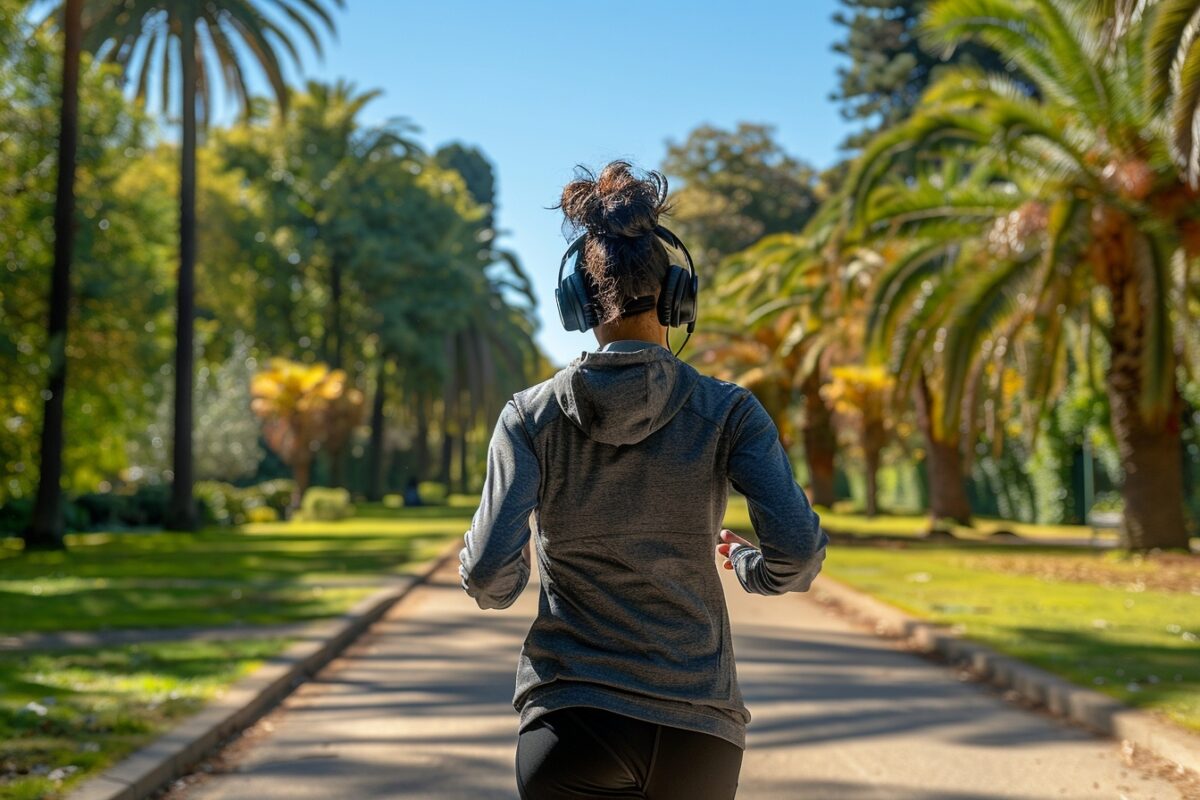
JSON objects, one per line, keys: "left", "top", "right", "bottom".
{"left": 26, "top": 0, "right": 83, "bottom": 551}
{"left": 456, "top": 422, "right": 468, "bottom": 494}
{"left": 367, "top": 358, "right": 387, "bottom": 502}
{"left": 1105, "top": 243, "right": 1190, "bottom": 550}
{"left": 914, "top": 371, "right": 973, "bottom": 525}
{"left": 167, "top": 18, "right": 198, "bottom": 532}
{"left": 415, "top": 393, "right": 429, "bottom": 481}
{"left": 328, "top": 260, "right": 342, "bottom": 370}
{"left": 292, "top": 457, "right": 312, "bottom": 511}
{"left": 862, "top": 418, "right": 884, "bottom": 518}
{"left": 439, "top": 334, "right": 456, "bottom": 489}
{"left": 801, "top": 372, "right": 836, "bottom": 507}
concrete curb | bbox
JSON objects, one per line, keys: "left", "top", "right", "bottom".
{"left": 66, "top": 541, "right": 462, "bottom": 800}
{"left": 810, "top": 574, "right": 1200, "bottom": 776}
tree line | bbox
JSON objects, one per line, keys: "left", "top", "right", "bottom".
{"left": 684, "top": 0, "right": 1200, "bottom": 551}
{"left": 1, "top": 0, "right": 546, "bottom": 548}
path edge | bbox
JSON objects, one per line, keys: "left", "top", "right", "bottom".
{"left": 809, "top": 574, "right": 1200, "bottom": 776}
{"left": 65, "top": 540, "right": 463, "bottom": 800}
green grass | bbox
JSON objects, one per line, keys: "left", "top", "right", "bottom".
{"left": 0, "top": 503, "right": 476, "bottom": 798}
{"left": 0, "top": 638, "right": 290, "bottom": 800}
{"left": 0, "top": 504, "right": 474, "bottom": 634}
{"left": 722, "top": 494, "right": 1200, "bottom": 730}
{"left": 820, "top": 543, "right": 1200, "bottom": 731}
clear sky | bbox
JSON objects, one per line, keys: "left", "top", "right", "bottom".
{"left": 282, "top": 0, "right": 853, "bottom": 367}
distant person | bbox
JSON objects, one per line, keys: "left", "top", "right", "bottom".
{"left": 459, "top": 161, "right": 827, "bottom": 799}
{"left": 403, "top": 477, "right": 422, "bottom": 507}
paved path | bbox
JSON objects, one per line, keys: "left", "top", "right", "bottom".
{"left": 177, "top": 560, "right": 1185, "bottom": 799}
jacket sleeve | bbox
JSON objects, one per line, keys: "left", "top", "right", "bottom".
{"left": 459, "top": 399, "right": 539, "bottom": 610}
{"left": 725, "top": 390, "right": 827, "bottom": 595}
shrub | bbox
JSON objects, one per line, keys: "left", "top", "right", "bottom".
{"left": 195, "top": 481, "right": 250, "bottom": 527}
{"left": 382, "top": 494, "right": 403, "bottom": 509}
{"left": 124, "top": 484, "right": 168, "bottom": 527}
{"left": 0, "top": 498, "right": 32, "bottom": 536}
{"left": 417, "top": 481, "right": 447, "bottom": 506}
{"left": 245, "top": 506, "right": 280, "bottom": 523}
{"left": 253, "top": 479, "right": 296, "bottom": 516}
{"left": 297, "top": 487, "right": 354, "bottom": 521}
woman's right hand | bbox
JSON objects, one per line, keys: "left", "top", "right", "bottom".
{"left": 716, "top": 529, "right": 754, "bottom": 570}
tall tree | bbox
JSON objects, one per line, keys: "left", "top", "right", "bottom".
{"left": 662, "top": 123, "right": 820, "bottom": 282}
{"left": 68, "top": 0, "right": 343, "bottom": 530}
{"left": 25, "top": 0, "right": 83, "bottom": 550}
{"left": 830, "top": 0, "right": 1014, "bottom": 150}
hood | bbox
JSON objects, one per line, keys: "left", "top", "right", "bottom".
{"left": 552, "top": 343, "right": 700, "bottom": 447}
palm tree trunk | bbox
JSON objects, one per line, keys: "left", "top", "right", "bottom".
{"left": 456, "top": 421, "right": 469, "bottom": 494}
{"left": 328, "top": 260, "right": 342, "bottom": 370}
{"left": 439, "top": 333, "right": 456, "bottom": 489}
{"left": 801, "top": 372, "right": 836, "bottom": 507}
{"left": 167, "top": 17, "right": 198, "bottom": 532}
{"left": 863, "top": 418, "right": 884, "bottom": 518}
{"left": 914, "top": 371, "right": 973, "bottom": 525}
{"left": 1107, "top": 270, "right": 1189, "bottom": 549}
{"left": 367, "top": 357, "right": 387, "bottom": 502}
{"left": 26, "top": 0, "right": 83, "bottom": 551}
{"left": 415, "top": 392, "right": 429, "bottom": 481}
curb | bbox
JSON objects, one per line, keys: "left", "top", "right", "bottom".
{"left": 810, "top": 574, "right": 1200, "bottom": 776}
{"left": 66, "top": 540, "right": 462, "bottom": 800}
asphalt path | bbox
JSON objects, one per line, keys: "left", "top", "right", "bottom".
{"left": 177, "top": 558, "right": 1185, "bottom": 799}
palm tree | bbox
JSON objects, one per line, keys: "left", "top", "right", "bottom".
{"left": 25, "top": 0, "right": 83, "bottom": 551}
{"left": 67, "top": 0, "right": 343, "bottom": 530}
{"left": 846, "top": 0, "right": 1200, "bottom": 549}
{"left": 1087, "top": 1, "right": 1200, "bottom": 186}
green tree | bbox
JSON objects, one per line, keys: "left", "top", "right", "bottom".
{"left": 24, "top": 0, "right": 82, "bottom": 549}
{"left": 662, "top": 123, "right": 820, "bottom": 281}
{"left": 68, "top": 0, "right": 343, "bottom": 530}
{"left": 830, "top": 0, "right": 1016, "bottom": 150}
{"left": 2, "top": 6, "right": 175, "bottom": 527}
{"left": 847, "top": 0, "right": 1200, "bottom": 549}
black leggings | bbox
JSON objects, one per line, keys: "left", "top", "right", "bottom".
{"left": 516, "top": 706, "right": 743, "bottom": 799}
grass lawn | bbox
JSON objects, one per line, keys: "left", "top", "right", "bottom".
{"left": 0, "top": 504, "right": 474, "bottom": 634}
{"left": 822, "top": 543, "right": 1200, "bottom": 731}
{"left": 722, "top": 494, "right": 1200, "bottom": 731}
{"left": 0, "top": 503, "right": 474, "bottom": 799}
{"left": 0, "top": 638, "right": 289, "bottom": 800}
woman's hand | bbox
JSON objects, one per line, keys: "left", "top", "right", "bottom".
{"left": 716, "top": 529, "right": 754, "bottom": 570}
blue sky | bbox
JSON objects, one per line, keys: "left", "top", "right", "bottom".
{"left": 259, "top": 0, "right": 853, "bottom": 366}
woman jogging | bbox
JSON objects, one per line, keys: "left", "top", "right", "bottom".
{"left": 458, "top": 160, "right": 828, "bottom": 799}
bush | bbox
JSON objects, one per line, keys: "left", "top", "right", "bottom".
{"left": 297, "top": 487, "right": 354, "bottom": 521}
{"left": 195, "top": 481, "right": 248, "bottom": 527}
{"left": 382, "top": 494, "right": 403, "bottom": 509}
{"left": 0, "top": 498, "right": 32, "bottom": 536}
{"left": 124, "top": 484, "right": 168, "bottom": 527}
{"left": 417, "top": 481, "right": 447, "bottom": 506}
{"left": 245, "top": 506, "right": 280, "bottom": 523}
{"left": 253, "top": 478, "right": 296, "bottom": 516}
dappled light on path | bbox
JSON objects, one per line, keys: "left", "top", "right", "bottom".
{"left": 177, "top": 560, "right": 1184, "bottom": 800}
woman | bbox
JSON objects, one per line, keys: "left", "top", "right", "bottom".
{"left": 459, "top": 161, "right": 827, "bottom": 799}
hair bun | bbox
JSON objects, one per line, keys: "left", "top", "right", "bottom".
{"left": 559, "top": 160, "right": 670, "bottom": 239}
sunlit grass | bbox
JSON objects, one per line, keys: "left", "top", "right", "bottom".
{"left": 721, "top": 493, "right": 1124, "bottom": 542}
{"left": 0, "top": 505, "right": 473, "bottom": 634}
{"left": 0, "top": 638, "right": 289, "bottom": 800}
{"left": 821, "top": 543, "right": 1200, "bottom": 731}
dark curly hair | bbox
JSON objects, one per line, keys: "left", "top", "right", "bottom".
{"left": 555, "top": 160, "right": 674, "bottom": 326}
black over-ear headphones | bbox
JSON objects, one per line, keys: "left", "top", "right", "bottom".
{"left": 554, "top": 224, "right": 699, "bottom": 356}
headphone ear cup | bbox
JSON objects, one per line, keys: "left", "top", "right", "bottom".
{"left": 657, "top": 266, "right": 685, "bottom": 327}
{"left": 564, "top": 270, "right": 598, "bottom": 332}
{"left": 678, "top": 272, "right": 698, "bottom": 325}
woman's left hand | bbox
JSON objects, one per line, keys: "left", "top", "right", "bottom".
{"left": 716, "top": 529, "right": 754, "bottom": 570}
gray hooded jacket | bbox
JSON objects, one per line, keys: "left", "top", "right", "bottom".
{"left": 458, "top": 340, "right": 827, "bottom": 748}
